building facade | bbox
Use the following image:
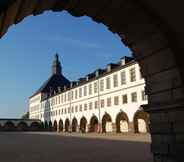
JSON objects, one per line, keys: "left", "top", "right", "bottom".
{"left": 29, "top": 54, "right": 149, "bottom": 133}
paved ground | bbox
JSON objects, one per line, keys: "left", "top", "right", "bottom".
{"left": 0, "top": 132, "right": 153, "bottom": 162}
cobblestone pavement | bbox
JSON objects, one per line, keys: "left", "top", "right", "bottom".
{"left": 0, "top": 132, "right": 153, "bottom": 162}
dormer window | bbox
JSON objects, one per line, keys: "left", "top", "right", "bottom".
{"left": 107, "top": 65, "right": 111, "bottom": 72}
{"left": 95, "top": 70, "right": 99, "bottom": 77}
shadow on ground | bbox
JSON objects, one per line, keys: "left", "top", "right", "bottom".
{"left": 0, "top": 132, "right": 153, "bottom": 162}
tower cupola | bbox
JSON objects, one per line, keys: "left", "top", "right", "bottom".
{"left": 52, "top": 53, "right": 62, "bottom": 75}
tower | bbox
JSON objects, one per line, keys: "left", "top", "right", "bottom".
{"left": 52, "top": 53, "right": 62, "bottom": 75}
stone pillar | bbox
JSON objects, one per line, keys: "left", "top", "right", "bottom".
{"left": 98, "top": 123, "right": 102, "bottom": 133}
{"left": 112, "top": 123, "right": 117, "bottom": 133}
{"left": 144, "top": 104, "right": 184, "bottom": 162}
{"left": 134, "top": 46, "right": 184, "bottom": 162}
{"left": 128, "top": 122, "right": 135, "bottom": 133}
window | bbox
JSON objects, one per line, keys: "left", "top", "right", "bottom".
{"left": 84, "top": 103, "right": 87, "bottom": 111}
{"left": 64, "top": 93, "right": 66, "bottom": 102}
{"left": 121, "top": 71, "right": 126, "bottom": 85}
{"left": 131, "top": 92, "right": 137, "bottom": 102}
{"left": 84, "top": 86, "right": 87, "bottom": 96}
{"left": 122, "top": 94, "right": 128, "bottom": 104}
{"left": 107, "top": 98, "right": 111, "bottom": 107}
{"left": 100, "top": 79, "right": 104, "bottom": 91}
{"left": 64, "top": 108, "right": 67, "bottom": 114}
{"left": 71, "top": 106, "right": 74, "bottom": 113}
{"left": 61, "top": 95, "right": 63, "bottom": 103}
{"left": 75, "top": 105, "right": 78, "bottom": 112}
{"left": 106, "top": 77, "right": 111, "bottom": 89}
{"left": 113, "top": 74, "right": 118, "bottom": 87}
{"left": 68, "top": 107, "right": 70, "bottom": 113}
{"left": 130, "top": 67, "right": 136, "bottom": 82}
{"left": 89, "top": 84, "right": 92, "bottom": 95}
{"left": 89, "top": 102, "right": 93, "bottom": 110}
{"left": 71, "top": 91, "right": 73, "bottom": 100}
{"left": 55, "top": 97, "right": 57, "bottom": 105}
{"left": 68, "top": 92, "right": 70, "bottom": 101}
{"left": 79, "top": 88, "right": 82, "bottom": 98}
{"left": 58, "top": 96, "right": 60, "bottom": 104}
{"left": 100, "top": 99, "right": 105, "bottom": 108}
{"left": 75, "top": 89, "right": 78, "bottom": 99}
{"left": 94, "top": 82, "right": 98, "bottom": 93}
{"left": 95, "top": 101, "right": 98, "bottom": 109}
{"left": 80, "top": 105, "right": 82, "bottom": 111}
{"left": 141, "top": 90, "right": 147, "bottom": 101}
{"left": 114, "top": 96, "right": 119, "bottom": 105}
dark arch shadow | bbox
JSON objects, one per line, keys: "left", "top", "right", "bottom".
{"left": 133, "top": 110, "right": 150, "bottom": 133}
{"left": 80, "top": 117, "right": 87, "bottom": 133}
{"left": 72, "top": 118, "right": 78, "bottom": 132}
{"left": 4, "top": 121, "right": 16, "bottom": 131}
{"left": 44, "top": 121, "right": 49, "bottom": 131}
{"left": 89, "top": 115, "right": 99, "bottom": 133}
{"left": 53, "top": 120, "right": 57, "bottom": 132}
{"left": 30, "top": 122, "right": 40, "bottom": 131}
{"left": 116, "top": 111, "right": 129, "bottom": 133}
{"left": 17, "top": 121, "right": 28, "bottom": 131}
{"left": 58, "top": 119, "right": 63, "bottom": 132}
{"left": 49, "top": 121, "right": 53, "bottom": 131}
{"left": 102, "top": 113, "right": 112, "bottom": 133}
{"left": 65, "top": 118, "right": 70, "bottom": 132}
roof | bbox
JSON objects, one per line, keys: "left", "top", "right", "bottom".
{"left": 30, "top": 74, "right": 70, "bottom": 98}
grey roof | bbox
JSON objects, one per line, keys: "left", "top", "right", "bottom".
{"left": 30, "top": 74, "right": 70, "bottom": 98}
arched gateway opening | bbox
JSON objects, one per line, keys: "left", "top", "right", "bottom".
{"left": 53, "top": 120, "right": 57, "bottom": 132}
{"left": 58, "top": 119, "right": 63, "bottom": 132}
{"left": 116, "top": 112, "right": 129, "bottom": 133}
{"left": 80, "top": 117, "right": 87, "bottom": 133}
{"left": 102, "top": 113, "right": 112, "bottom": 133}
{"left": 65, "top": 119, "right": 70, "bottom": 132}
{"left": 44, "top": 121, "right": 49, "bottom": 131}
{"left": 72, "top": 118, "right": 78, "bottom": 132}
{"left": 89, "top": 115, "right": 98, "bottom": 132}
{"left": 30, "top": 122, "right": 40, "bottom": 131}
{"left": 17, "top": 122, "right": 28, "bottom": 131}
{"left": 1, "top": 1, "right": 184, "bottom": 161}
{"left": 134, "top": 110, "right": 149, "bottom": 133}
{"left": 48, "top": 121, "right": 52, "bottom": 131}
{"left": 4, "top": 121, "right": 15, "bottom": 131}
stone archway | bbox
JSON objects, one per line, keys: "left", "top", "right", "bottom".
{"left": 102, "top": 113, "right": 112, "bottom": 133}
{"left": 1, "top": 1, "right": 184, "bottom": 161}
{"left": 134, "top": 110, "right": 149, "bottom": 133}
{"left": 48, "top": 121, "right": 52, "bottom": 131}
{"left": 30, "top": 122, "right": 40, "bottom": 131}
{"left": 40, "top": 122, "right": 44, "bottom": 130}
{"left": 65, "top": 118, "right": 70, "bottom": 132}
{"left": 116, "top": 111, "right": 129, "bottom": 133}
{"left": 72, "top": 118, "right": 78, "bottom": 132}
{"left": 89, "top": 115, "right": 99, "bottom": 133}
{"left": 80, "top": 117, "right": 87, "bottom": 133}
{"left": 58, "top": 119, "right": 63, "bottom": 132}
{"left": 17, "top": 122, "right": 28, "bottom": 131}
{"left": 44, "top": 121, "right": 49, "bottom": 131}
{"left": 4, "top": 121, "right": 15, "bottom": 131}
{"left": 53, "top": 120, "right": 57, "bottom": 132}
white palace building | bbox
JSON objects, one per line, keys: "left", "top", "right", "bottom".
{"left": 29, "top": 54, "right": 149, "bottom": 133}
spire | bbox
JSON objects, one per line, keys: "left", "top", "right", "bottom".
{"left": 52, "top": 53, "right": 62, "bottom": 75}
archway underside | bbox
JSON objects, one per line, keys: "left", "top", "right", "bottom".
{"left": 1, "top": 1, "right": 184, "bottom": 162}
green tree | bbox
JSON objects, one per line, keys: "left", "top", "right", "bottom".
{"left": 21, "top": 112, "right": 29, "bottom": 119}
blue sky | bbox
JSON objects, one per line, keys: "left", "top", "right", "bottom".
{"left": 0, "top": 11, "right": 131, "bottom": 118}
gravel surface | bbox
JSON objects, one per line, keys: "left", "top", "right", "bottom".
{"left": 0, "top": 132, "right": 153, "bottom": 162}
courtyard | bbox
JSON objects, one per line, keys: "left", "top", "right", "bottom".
{"left": 0, "top": 132, "right": 153, "bottom": 162}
